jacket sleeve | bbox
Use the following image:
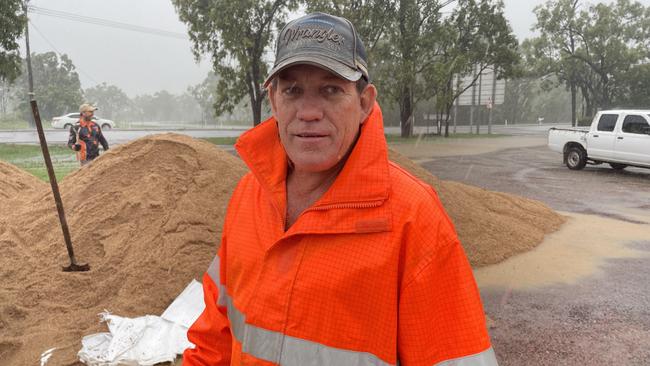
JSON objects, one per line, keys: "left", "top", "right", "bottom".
{"left": 67, "top": 125, "right": 77, "bottom": 148}
{"left": 97, "top": 127, "right": 109, "bottom": 151}
{"left": 183, "top": 244, "right": 232, "bottom": 365}
{"left": 398, "top": 195, "right": 497, "bottom": 366}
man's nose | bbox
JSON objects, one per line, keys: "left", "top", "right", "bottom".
{"left": 296, "top": 94, "right": 324, "bottom": 122}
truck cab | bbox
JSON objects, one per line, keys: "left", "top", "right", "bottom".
{"left": 548, "top": 110, "right": 650, "bottom": 170}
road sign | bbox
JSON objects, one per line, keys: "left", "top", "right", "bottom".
{"left": 456, "top": 66, "right": 505, "bottom": 106}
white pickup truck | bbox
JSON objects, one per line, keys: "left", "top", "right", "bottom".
{"left": 548, "top": 110, "right": 650, "bottom": 170}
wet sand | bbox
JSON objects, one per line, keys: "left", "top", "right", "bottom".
{"left": 475, "top": 212, "right": 650, "bottom": 289}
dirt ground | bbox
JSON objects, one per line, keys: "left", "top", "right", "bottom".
{"left": 392, "top": 137, "right": 650, "bottom": 365}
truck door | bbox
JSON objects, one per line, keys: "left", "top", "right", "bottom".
{"left": 588, "top": 113, "right": 619, "bottom": 160}
{"left": 615, "top": 114, "right": 650, "bottom": 166}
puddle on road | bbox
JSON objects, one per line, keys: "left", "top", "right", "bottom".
{"left": 474, "top": 212, "right": 650, "bottom": 290}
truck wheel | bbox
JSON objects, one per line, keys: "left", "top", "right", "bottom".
{"left": 566, "top": 147, "right": 587, "bottom": 170}
{"left": 609, "top": 163, "right": 627, "bottom": 170}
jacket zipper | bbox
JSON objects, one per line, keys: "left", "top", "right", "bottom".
{"left": 308, "top": 200, "right": 385, "bottom": 212}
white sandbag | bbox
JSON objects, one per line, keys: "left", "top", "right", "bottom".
{"left": 78, "top": 279, "right": 204, "bottom": 366}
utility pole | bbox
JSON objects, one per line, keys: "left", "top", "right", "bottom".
{"left": 476, "top": 66, "right": 483, "bottom": 135}
{"left": 23, "top": 2, "right": 89, "bottom": 272}
{"left": 453, "top": 74, "right": 459, "bottom": 134}
{"left": 488, "top": 66, "right": 497, "bottom": 135}
{"left": 469, "top": 64, "right": 477, "bottom": 134}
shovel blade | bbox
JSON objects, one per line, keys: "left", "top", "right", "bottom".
{"left": 62, "top": 263, "right": 90, "bottom": 272}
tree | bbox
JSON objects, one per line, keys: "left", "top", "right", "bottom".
{"left": 616, "top": 63, "right": 650, "bottom": 107}
{"left": 189, "top": 71, "right": 218, "bottom": 125}
{"left": 530, "top": 0, "right": 649, "bottom": 115}
{"left": 435, "top": 0, "right": 519, "bottom": 136}
{"left": 573, "top": 0, "right": 647, "bottom": 109}
{"left": 12, "top": 52, "right": 83, "bottom": 122}
{"left": 531, "top": 0, "right": 585, "bottom": 125}
{"left": 172, "top": 0, "right": 298, "bottom": 126}
{"left": 376, "top": 0, "right": 447, "bottom": 137}
{"left": 84, "top": 82, "right": 131, "bottom": 121}
{"left": 306, "top": 0, "right": 393, "bottom": 55}
{"left": 0, "top": 0, "right": 26, "bottom": 83}
{"left": 308, "top": 0, "right": 518, "bottom": 137}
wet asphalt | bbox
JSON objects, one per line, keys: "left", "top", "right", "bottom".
{"left": 420, "top": 145, "right": 650, "bottom": 365}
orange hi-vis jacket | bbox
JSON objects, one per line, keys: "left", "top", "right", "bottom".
{"left": 183, "top": 103, "right": 497, "bottom": 366}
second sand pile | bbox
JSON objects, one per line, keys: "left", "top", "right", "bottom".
{"left": 0, "top": 133, "right": 563, "bottom": 365}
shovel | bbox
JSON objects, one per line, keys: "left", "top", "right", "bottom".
{"left": 24, "top": 16, "right": 88, "bottom": 272}
{"left": 30, "top": 100, "right": 90, "bottom": 272}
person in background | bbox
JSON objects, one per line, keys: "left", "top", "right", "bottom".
{"left": 183, "top": 12, "right": 497, "bottom": 366}
{"left": 68, "top": 103, "right": 109, "bottom": 165}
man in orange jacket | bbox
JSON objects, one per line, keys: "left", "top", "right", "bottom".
{"left": 184, "top": 12, "right": 497, "bottom": 366}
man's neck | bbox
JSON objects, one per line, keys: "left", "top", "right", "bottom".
{"left": 285, "top": 162, "right": 343, "bottom": 229}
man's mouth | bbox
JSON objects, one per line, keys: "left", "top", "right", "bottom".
{"left": 296, "top": 132, "right": 327, "bottom": 138}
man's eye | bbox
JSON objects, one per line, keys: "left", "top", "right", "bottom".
{"left": 322, "top": 85, "right": 343, "bottom": 96}
{"left": 282, "top": 86, "right": 301, "bottom": 96}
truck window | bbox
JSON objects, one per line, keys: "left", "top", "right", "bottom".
{"left": 597, "top": 114, "right": 618, "bottom": 132}
{"left": 622, "top": 115, "right": 650, "bottom": 134}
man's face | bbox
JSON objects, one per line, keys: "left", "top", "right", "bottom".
{"left": 269, "top": 64, "right": 376, "bottom": 174}
{"left": 82, "top": 110, "right": 94, "bottom": 120}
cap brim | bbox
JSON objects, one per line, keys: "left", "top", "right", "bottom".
{"left": 263, "top": 54, "right": 362, "bottom": 87}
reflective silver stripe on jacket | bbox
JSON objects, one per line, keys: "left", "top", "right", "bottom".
{"left": 434, "top": 347, "right": 498, "bottom": 366}
{"left": 206, "top": 255, "right": 498, "bottom": 366}
{"left": 206, "top": 255, "right": 227, "bottom": 307}
{"left": 225, "top": 295, "right": 394, "bottom": 366}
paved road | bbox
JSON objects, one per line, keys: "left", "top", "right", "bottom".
{"left": 421, "top": 146, "right": 650, "bottom": 365}
{"left": 422, "top": 145, "right": 650, "bottom": 222}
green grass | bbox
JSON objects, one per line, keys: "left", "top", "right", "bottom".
{"left": 0, "top": 119, "right": 30, "bottom": 130}
{"left": 385, "top": 132, "right": 508, "bottom": 143}
{"left": 0, "top": 143, "right": 79, "bottom": 182}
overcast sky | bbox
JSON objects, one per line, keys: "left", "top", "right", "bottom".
{"left": 20, "top": 0, "right": 649, "bottom": 97}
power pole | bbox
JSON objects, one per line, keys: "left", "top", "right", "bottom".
{"left": 453, "top": 74, "right": 459, "bottom": 134}
{"left": 469, "top": 64, "right": 477, "bottom": 134}
{"left": 488, "top": 66, "right": 497, "bottom": 135}
{"left": 476, "top": 66, "right": 483, "bottom": 135}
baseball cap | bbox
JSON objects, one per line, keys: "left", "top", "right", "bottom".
{"left": 79, "top": 103, "right": 98, "bottom": 113}
{"left": 263, "top": 12, "right": 370, "bottom": 87}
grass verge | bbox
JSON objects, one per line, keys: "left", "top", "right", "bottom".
{"left": 0, "top": 143, "right": 78, "bottom": 182}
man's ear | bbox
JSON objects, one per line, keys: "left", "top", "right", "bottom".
{"left": 268, "top": 84, "right": 278, "bottom": 116}
{"left": 359, "top": 84, "right": 377, "bottom": 124}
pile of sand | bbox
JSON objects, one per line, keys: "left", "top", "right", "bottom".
{"left": 0, "top": 134, "right": 248, "bottom": 365}
{"left": 0, "top": 134, "right": 564, "bottom": 365}
{"left": 388, "top": 150, "right": 565, "bottom": 267}
{"left": 0, "top": 160, "right": 45, "bottom": 205}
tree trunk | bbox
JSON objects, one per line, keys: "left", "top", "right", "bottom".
{"left": 570, "top": 82, "right": 577, "bottom": 127}
{"left": 581, "top": 87, "right": 594, "bottom": 118}
{"left": 252, "top": 94, "right": 262, "bottom": 126}
{"left": 400, "top": 86, "right": 413, "bottom": 137}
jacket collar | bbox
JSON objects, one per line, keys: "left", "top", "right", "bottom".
{"left": 78, "top": 119, "right": 96, "bottom": 128}
{"left": 235, "top": 102, "right": 390, "bottom": 216}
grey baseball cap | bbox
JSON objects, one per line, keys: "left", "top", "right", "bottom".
{"left": 263, "top": 12, "right": 370, "bottom": 87}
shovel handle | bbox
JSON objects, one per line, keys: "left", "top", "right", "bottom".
{"left": 30, "top": 100, "right": 89, "bottom": 271}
